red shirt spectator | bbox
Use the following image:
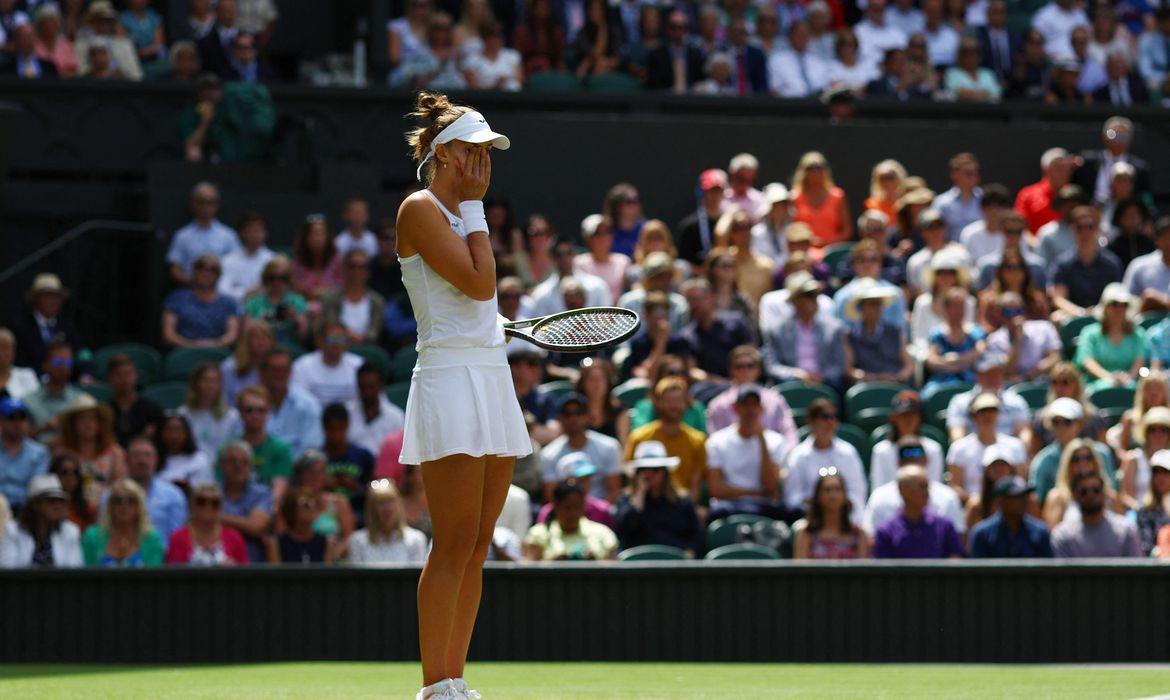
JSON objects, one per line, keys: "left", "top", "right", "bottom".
{"left": 166, "top": 524, "right": 248, "bottom": 564}
{"left": 1015, "top": 147, "right": 1073, "bottom": 233}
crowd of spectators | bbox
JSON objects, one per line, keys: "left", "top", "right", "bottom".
{"left": 3, "top": 0, "right": 1170, "bottom": 107}
{"left": 2, "top": 112, "right": 1170, "bottom": 568}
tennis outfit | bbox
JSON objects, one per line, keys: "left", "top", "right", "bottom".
{"left": 398, "top": 190, "right": 532, "bottom": 465}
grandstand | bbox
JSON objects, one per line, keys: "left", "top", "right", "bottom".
{"left": 2, "top": 0, "right": 1170, "bottom": 696}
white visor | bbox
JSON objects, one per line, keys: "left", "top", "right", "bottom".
{"left": 416, "top": 110, "right": 510, "bottom": 182}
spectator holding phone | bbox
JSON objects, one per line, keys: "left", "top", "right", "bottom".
{"left": 613, "top": 441, "right": 702, "bottom": 555}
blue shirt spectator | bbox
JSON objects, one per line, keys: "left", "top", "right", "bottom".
{"left": 1137, "top": 12, "right": 1170, "bottom": 91}
{"left": 968, "top": 512, "right": 1053, "bottom": 557}
{"left": 220, "top": 477, "right": 272, "bottom": 562}
{"left": 163, "top": 288, "right": 240, "bottom": 344}
{"left": 146, "top": 478, "right": 188, "bottom": 547}
{"left": 267, "top": 386, "right": 323, "bottom": 459}
{"left": 0, "top": 398, "right": 51, "bottom": 511}
{"left": 166, "top": 183, "right": 241, "bottom": 283}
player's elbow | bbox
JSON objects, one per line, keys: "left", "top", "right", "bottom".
{"left": 464, "top": 283, "right": 496, "bottom": 302}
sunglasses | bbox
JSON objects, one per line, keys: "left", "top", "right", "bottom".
{"left": 109, "top": 494, "right": 138, "bottom": 506}
{"left": 50, "top": 358, "right": 74, "bottom": 368}
{"left": 297, "top": 499, "right": 314, "bottom": 509}
{"left": 193, "top": 496, "right": 221, "bottom": 507}
{"left": 1071, "top": 452, "right": 1095, "bottom": 463}
{"left": 1051, "top": 418, "right": 1073, "bottom": 427}
{"left": 240, "top": 405, "right": 268, "bottom": 415}
{"left": 662, "top": 368, "right": 687, "bottom": 377}
{"left": 1075, "top": 485, "right": 1103, "bottom": 497}
{"left": 264, "top": 274, "right": 291, "bottom": 283}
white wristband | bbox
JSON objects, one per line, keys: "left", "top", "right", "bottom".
{"left": 459, "top": 201, "right": 488, "bottom": 235}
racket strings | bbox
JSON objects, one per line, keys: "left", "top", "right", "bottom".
{"left": 533, "top": 311, "right": 638, "bottom": 348}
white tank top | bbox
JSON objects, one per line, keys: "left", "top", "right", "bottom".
{"left": 399, "top": 190, "right": 505, "bottom": 350}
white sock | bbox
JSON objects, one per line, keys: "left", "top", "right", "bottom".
{"left": 421, "top": 679, "right": 454, "bottom": 698}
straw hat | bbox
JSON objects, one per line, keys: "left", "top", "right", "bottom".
{"left": 921, "top": 247, "right": 971, "bottom": 290}
{"left": 25, "top": 273, "right": 69, "bottom": 302}
{"left": 844, "top": 278, "right": 898, "bottom": 322}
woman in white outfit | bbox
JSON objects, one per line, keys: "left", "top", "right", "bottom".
{"left": 398, "top": 92, "right": 531, "bottom": 700}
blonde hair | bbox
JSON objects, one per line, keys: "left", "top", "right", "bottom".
{"left": 869, "top": 159, "right": 907, "bottom": 201}
{"left": 1051, "top": 438, "right": 1113, "bottom": 505}
{"left": 100, "top": 479, "right": 152, "bottom": 537}
{"left": 365, "top": 479, "right": 408, "bottom": 544}
{"left": 1133, "top": 370, "right": 1170, "bottom": 444}
{"left": 1045, "top": 361, "right": 1096, "bottom": 425}
{"left": 233, "top": 321, "right": 276, "bottom": 378}
{"left": 791, "top": 151, "right": 836, "bottom": 192}
{"left": 184, "top": 362, "right": 228, "bottom": 419}
{"left": 633, "top": 219, "right": 677, "bottom": 263}
{"left": 404, "top": 91, "right": 473, "bottom": 186}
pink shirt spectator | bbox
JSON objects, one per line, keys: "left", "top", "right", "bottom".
{"left": 165, "top": 525, "right": 249, "bottom": 565}
{"left": 706, "top": 384, "right": 798, "bottom": 446}
{"left": 33, "top": 36, "right": 79, "bottom": 77}
{"left": 574, "top": 252, "right": 630, "bottom": 301}
{"left": 376, "top": 430, "right": 406, "bottom": 486}
{"left": 538, "top": 495, "right": 616, "bottom": 530}
{"left": 794, "top": 320, "right": 820, "bottom": 374}
{"left": 726, "top": 189, "right": 765, "bottom": 219}
{"left": 291, "top": 255, "right": 343, "bottom": 302}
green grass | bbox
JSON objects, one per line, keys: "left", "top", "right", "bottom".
{"left": 2, "top": 662, "right": 1169, "bottom": 699}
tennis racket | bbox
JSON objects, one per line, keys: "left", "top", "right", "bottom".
{"left": 504, "top": 306, "right": 641, "bottom": 353}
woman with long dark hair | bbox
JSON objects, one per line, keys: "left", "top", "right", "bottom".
{"left": 291, "top": 214, "right": 342, "bottom": 305}
{"left": 792, "top": 468, "right": 869, "bottom": 559}
{"left": 50, "top": 453, "right": 95, "bottom": 529}
{"left": 511, "top": 0, "right": 566, "bottom": 77}
{"left": 575, "top": 358, "right": 621, "bottom": 438}
{"left": 154, "top": 412, "right": 213, "bottom": 491}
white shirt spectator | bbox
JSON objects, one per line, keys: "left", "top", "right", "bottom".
{"left": 869, "top": 437, "right": 946, "bottom": 492}
{"left": 532, "top": 271, "right": 612, "bottom": 317}
{"left": 334, "top": 230, "right": 378, "bottom": 258}
{"left": 497, "top": 484, "right": 533, "bottom": 540}
{"left": 0, "top": 519, "right": 83, "bottom": 568}
{"left": 906, "top": 243, "right": 971, "bottom": 292}
{"left": 486, "top": 525, "right": 523, "bottom": 561}
{"left": 166, "top": 220, "right": 241, "bottom": 277}
{"left": 884, "top": 5, "right": 925, "bottom": 36}
{"left": 158, "top": 452, "right": 214, "bottom": 488}
{"left": 1031, "top": 1, "right": 1090, "bottom": 60}
{"left": 782, "top": 436, "right": 867, "bottom": 518}
{"left": 946, "top": 387, "right": 1032, "bottom": 436}
{"left": 345, "top": 396, "right": 405, "bottom": 456}
{"left": 178, "top": 406, "right": 243, "bottom": 464}
{"left": 340, "top": 297, "right": 373, "bottom": 338}
{"left": 924, "top": 23, "right": 960, "bottom": 66}
{"left": 707, "top": 425, "right": 789, "bottom": 503}
{"left": 862, "top": 479, "right": 965, "bottom": 535}
{"left": 465, "top": 47, "right": 523, "bottom": 91}
{"left": 346, "top": 526, "right": 429, "bottom": 563}
{"left": 768, "top": 49, "right": 830, "bottom": 97}
{"left": 1123, "top": 250, "right": 1170, "bottom": 296}
{"left": 3, "top": 366, "right": 40, "bottom": 401}
{"left": 854, "top": 19, "right": 908, "bottom": 70}
{"left": 946, "top": 432, "right": 1027, "bottom": 494}
{"left": 217, "top": 245, "right": 275, "bottom": 302}
{"left": 909, "top": 293, "right": 977, "bottom": 349}
{"left": 539, "top": 431, "right": 622, "bottom": 500}
{"left": 291, "top": 351, "right": 363, "bottom": 407}
{"left": 758, "top": 290, "right": 835, "bottom": 338}
{"left": 824, "top": 59, "right": 877, "bottom": 90}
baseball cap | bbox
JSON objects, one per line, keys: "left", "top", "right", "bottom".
{"left": 890, "top": 390, "right": 922, "bottom": 415}
{"left": 981, "top": 444, "right": 1016, "bottom": 468}
{"left": 1048, "top": 397, "right": 1084, "bottom": 422}
{"left": 1149, "top": 449, "right": 1170, "bottom": 472}
{"left": 699, "top": 169, "right": 729, "bottom": 191}
{"left": 994, "top": 475, "right": 1032, "bottom": 497}
{"left": 557, "top": 392, "right": 587, "bottom": 413}
{"left": 27, "top": 473, "right": 67, "bottom": 500}
{"left": 555, "top": 452, "right": 598, "bottom": 481}
{"left": 735, "top": 384, "right": 763, "bottom": 405}
{"left": 970, "top": 392, "right": 1001, "bottom": 415}
{"left": 625, "top": 440, "right": 681, "bottom": 473}
{"left": 0, "top": 397, "right": 29, "bottom": 419}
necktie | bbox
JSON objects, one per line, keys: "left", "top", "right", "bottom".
{"left": 994, "top": 31, "right": 1008, "bottom": 76}
{"left": 797, "top": 53, "right": 811, "bottom": 94}
{"left": 1119, "top": 80, "right": 1131, "bottom": 106}
{"left": 736, "top": 51, "right": 748, "bottom": 94}
{"left": 672, "top": 47, "right": 687, "bottom": 93}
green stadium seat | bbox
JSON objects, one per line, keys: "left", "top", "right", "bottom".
{"left": 705, "top": 543, "right": 780, "bottom": 560}
{"left": 845, "top": 382, "right": 912, "bottom": 427}
{"left": 385, "top": 381, "right": 411, "bottom": 410}
{"left": 1012, "top": 381, "right": 1050, "bottom": 411}
{"left": 612, "top": 380, "right": 648, "bottom": 409}
{"left": 163, "top": 347, "right": 229, "bottom": 382}
{"left": 1060, "top": 316, "right": 1095, "bottom": 359}
{"left": 584, "top": 72, "right": 643, "bottom": 92}
{"left": 705, "top": 518, "right": 739, "bottom": 550}
{"left": 853, "top": 406, "right": 891, "bottom": 433}
{"left": 725, "top": 514, "right": 776, "bottom": 529}
{"left": 821, "top": 242, "right": 855, "bottom": 273}
{"left": 836, "top": 423, "right": 872, "bottom": 465}
{"left": 923, "top": 382, "right": 971, "bottom": 429}
{"left": 539, "top": 380, "right": 575, "bottom": 397}
{"left": 1138, "top": 311, "right": 1167, "bottom": 330}
{"left": 775, "top": 382, "right": 839, "bottom": 426}
{"left": 79, "top": 382, "right": 113, "bottom": 404}
{"left": 392, "top": 345, "right": 418, "bottom": 382}
{"left": 279, "top": 341, "right": 308, "bottom": 359}
{"left": 617, "top": 544, "right": 687, "bottom": 561}
{"left": 141, "top": 381, "right": 188, "bottom": 410}
{"left": 94, "top": 343, "right": 162, "bottom": 385}
{"left": 350, "top": 344, "right": 392, "bottom": 380}
{"left": 525, "top": 71, "right": 582, "bottom": 92}
{"left": 869, "top": 423, "right": 950, "bottom": 454}
{"left": 1089, "top": 386, "right": 1136, "bottom": 411}
{"left": 1100, "top": 405, "right": 1128, "bottom": 428}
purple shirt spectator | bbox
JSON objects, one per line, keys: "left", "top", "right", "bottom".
{"left": 873, "top": 508, "right": 964, "bottom": 558}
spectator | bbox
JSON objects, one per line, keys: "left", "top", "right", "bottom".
{"left": 870, "top": 392, "right": 946, "bottom": 490}
{"left": 889, "top": 186, "right": 937, "bottom": 259}
{"left": 1, "top": 20, "right": 56, "bottom": 78}
{"left": 978, "top": 246, "right": 1051, "bottom": 328}
{"left": 716, "top": 211, "right": 776, "bottom": 308}
{"left": 645, "top": 9, "right": 702, "bottom": 92}
{"left": 920, "top": 0, "right": 959, "bottom": 67}
{"left": 154, "top": 412, "right": 213, "bottom": 491}
{"left": 1074, "top": 283, "right": 1145, "bottom": 391}
{"left": 234, "top": 386, "right": 293, "bottom": 500}
{"left": 165, "top": 182, "right": 241, "bottom": 286}
{"left": 161, "top": 254, "right": 241, "bottom": 349}
{"left": 1106, "top": 198, "right": 1154, "bottom": 269}
{"left": 763, "top": 273, "right": 846, "bottom": 389}
{"left": 167, "top": 481, "right": 249, "bottom": 565}
{"left": 343, "top": 364, "right": 404, "bottom": 458}
{"left": 1006, "top": 28, "right": 1049, "bottom": 100}
{"left": 540, "top": 392, "right": 621, "bottom": 504}
{"left": 74, "top": 1, "right": 142, "bottom": 80}
{"left": 57, "top": 395, "right": 128, "bottom": 495}
{"left": 863, "top": 160, "right": 908, "bottom": 225}
{"left": 1043, "top": 59, "right": 1088, "bottom": 104}
{"left": 0, "top": 474, "right": 82, "bottom": 568}
{"left": 769, "top": 20, "right": 830, "bottom": 98}
{"left": 721, "top": 18, "right": 768, "bottom": 95}
{"left": 532, "top": 241, "right": 611, "bottom": 317}
{"left": 332, "top": 198, "right": 377, "bottom": 258}
{"left": 282, "top": 450, "right": 355, "bottom": 542}
{"left": 81, "top": 478, "right": 163, "bottom": 567}
{"left": 220, "top": 324, "right": 273, "bottom": 407}
{"left": 807, "top": 1, "right": 838, "bottom": 59}
{"left": 466, "top": 19, "right": 522, "bottom": 90}
{"left": 1118, "top": 407, "right": 1170, "bottom": 509}
{"left": 752, "top": 183, "right": 795, "bottom": 264}
{"left": 704, "top": 384, "right": 791, "bottom": 522}
{"left": 122, "top": 437, "right": 187, "bottom": 547}
{"left": 236, "top": 0, "right": 278, "bottom": 48}
{"left": 194, "top": 0, "right": 238, "bottom": 78}
{"left": 1135, "top": 449, "right": 1170, "bottom": 555}
{"left": 872, "top": 465, "right": 964, "bottom": 558}
{"left": 985, "top": 292, "right": 1061, "bottom": 385}
{"left": 974, "top": 0, "right": 1018, "bottom": 84}
{"left": 913, "top": 248, "right": 976, "bottom": 353}
{"left": 31, "top": 4, "right": 77, "bottom": 77}
{"left": 1051, "top": 469, "right": 1141, "bottom": 557}
{"left": 523, "top": 480, "right": 617, "bottom": 561}
{"left": 291, "top": 214, "right": 343, "bottom": 306}
{"left": 833, "top": 240, "right": 907, "bottom": 330}
{"left": 613, "top": 442, "right": 702, "bottom": 555}
{"left": 1092, "top": 50, "right": 1149, "bottom": 105}
{"left": 180, "top": 73, "right": 226, "bottom": 162}
{"left": 1108, "top": 371, "right": 1169, "bottom": 456}
{"left": 320, "top": 403, "right": 374, "bottom": 525}
{"left": 507, "top": 345, "right": 559, "bottom": 446}
{"left": 618, "top": 252, "right": 688, "bottom": 336}
{"left": 319, "top": 250, "right": 387, "bottom": 346}
{"left": 1051, "top": 207, "right": 1123, "bottom": 319}
{"left": 119, "top": 0, "right": 164, "bottom": 65}
{"left": 162, "top": 39, "right": 200, "bottom": 83}
{"left": 906, "top": 211, "right": 964, "bottom": 296}
{"left": 1086, "top": 6, "right": 1133, "bottom": 68}
{"left": 369, "top": 220, "right": 406, "bottom": 303}
{"left": 535, "top": 451, "right": 616, "bottom": 529}
{"left": 267, "top": 484, "right": 338, "bottom": 563}
{"left": 784, "top": 398, "right": 867, "bottom": 516}
{"left": 625, "top": 377, "right": 708, "bottom": 499}
{"left": 347, "top": 479, "right": 428, "bottom": 563}
{"left": 0, "top": 397, "right": 49, "bottom": 514}
{"left": 974, "top": 209, "right": 1049, "bottom": 292}
{"left": 929, "top": 154, "right": 982, "bottom": 243}
{"left": 217, "top": 212, "right": 274, "bottom": 303}
{"left": 571, "top": 0, "right": 625, "bottom": 81}
{"left": 826, "top": 28, "right": 877, "bottom": 93}
{"left": 601, "top": 183, "right": 645, "bottom": 260}
{"left": 965, "top": 444, "right": 1039, "bottom": 529}
{"left": 24, "top": 342, "right": 83, "bottom": 443}
{"left": 677, "top": 278, "right": 756, "bottom": 381}
{"left": 104, "top": 355, "right": 161, "bottom": 448}
{"left": 387, "top": 0, "right": 432, "bottom": 84}
{"left": 791, "top": 151, "right": 852, "bottom": 250}
{"left": 574, "top": 214, "right": 629, "bottom": 302}
{"left": 0, "top": 328, "right": 37, "bottom": 401}
{"left": 760, "top": 252, "right": 835, "bottom": 335}
{"left": 832, "top": 210, "right": 905, "bottom": 288}
{"left": 1015, "top": 147, "right": 1073, "bottom": 234}
{"left": 1034, "top": 184, "right": 1088, "bottom": 267}
{"left": 1123, "top": 216, "right": 1170, "bottom": 312}
{"left": 222, "top": 31, "right": 272, "bottom": 83}
{"left": 706, "top": 346, "right": 797, "bottom": 440}
{"left": 183, "top": 0, "right": 215, "bottom": 41}
{"left": 11, "top": 273, "right": 86, "bottom": 371}
{"left": 1029, "top": 362, "right": 1106, "bottom": 454}
{"left": 702, "top": 251, "right": 754, "bottom": 324}
{"left": 868, "top": 441, "right": 966, "bottom": 538}
{"left": 571, "top": 359, "right": 618, "bottom": 439}
{"left": 1137, "top": 8, "right": 1170, "bottom": 93}
{"left": 243, "top": 256, "right": 310, "bottom": 346}
{"left": 511, "top": 0, "right": 566, "bottom": 78}
{"left": 178, "top": 362, "right": 242, "bottom": 464}
{"left": 967, "top": 475, "right": 1053, "bottom": 557}
{"left": 855, "top": 0, "right": 909, "bottom": 72}
{"left": 1041, "top": 437, "right": 1123, "bottom": 526}
{"left": 290, "top": 323, "right": 362, "bottom": 408}
{"left": 1031, "top": 0, "right": 1089, "bottom": 60}
{"left": 676, "top": 169, "right": 730, "bottom": 265}
{"left": 843, "top": 281, "right": 914, "bottom": 385}
{"left": 510, "top": 213, "right": 555, "bottom": 287}
{"left": 946, "top": 392, "right": 1028, "bottom": 502}
{"left": 217, "top": 440, "right": 272, "bottom": 562}
{"left": 51, "top": 453, "right": 95, "bottom": 530}
{"left": 865, "top": 47, "right": 931, "bottom": 100}
{"left": 793, "top": 467, "right": 870, "bottom": 559}
{"left": 725, "top": 155, "right": 764, "bottom": 217}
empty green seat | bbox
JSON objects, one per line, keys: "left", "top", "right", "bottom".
{"left": 845, "top": 382, "right": 912, "bottom": 420}
{"left": 821, "top": 242, "right": 855, "bottom": 273}
{"left": 79, "top": 382, "right": 113, "bottom": 404}
{"left": 775, "top": 382, "right": 839, "bottom": 425}
{"left": 584, "top": 72, "right": 643, "bottom": 92}
{"left": 526, "top": 71, "right": 582, "bottom": 92}
{"left": 350, "top": 344, "right": 392, "bottom": 380}
{"left": 613, "top": 381, "right": 649, "bottom": 409}
{"left": 141, "top": 381, "right": 188, "bottom": 410}
{"left": 392, "top": 345, "right": 418, "bottom": 382}
{"left": 385, "top": 381, "right": 411, "bottom": 410}
{"left": 163, "top": 347, "right": 229, "bottom": 382}
{"left": 1089, "top": 386, "right": 1136, "bottom": 411}
{"left": 617, "top": 545, "right": 687, "bottom": 561}
{"left": 923, "top": 382, "right": 971, "bottom": 429}
{"left": 1012, "top": 381, "right": 1050, "bottom": 411}
{"left": 705, "top": 518, "right": 739, "bottom": 550}
{"left": 1060, "top": 316, "right": 1095, "bottom": 359}
{"left": 94, "top": 343, "right": 163, "bottom": 385}
{"left": 705, "top": 543, "right": 780, "bottom": 560}
{"left": 539, "top": 380, "right": 575, "bottom": 397}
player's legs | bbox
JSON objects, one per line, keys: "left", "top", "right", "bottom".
{"left": 418, "top": 452, "right": 487, "bottom": 687}
{"left": 443, "top": 455, "right": 515, "bottom": 678}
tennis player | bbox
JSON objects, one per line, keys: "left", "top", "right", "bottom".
{"left": 397, "top": 92, "right": 531, "bottom": 700}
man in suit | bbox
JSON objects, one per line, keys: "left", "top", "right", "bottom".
{"left": 762, "top": 272, "right": 846, "bottom": 392}
{"left": 0, "top": 22, "right": 56, "bottom": 78}
{"left": 724, "top": 18, "right": 768, "bottom": 95}
{"left": 974, "top": 0, "right": 1018, "bottom": 84}
{"left": 865, "top": 47, "right": 931, "bottom": 100}
{"left": 645, "top": 9, "right": 704, "bottom": 92}
{"left": 10, "top": 274, "right": 85, "bottom": 371}
{"left": 1091, "top": 51, "right": 1150, "bottom": 107}
{"left": 197, "top": 0, "right": 240, "bottom": 79}
{"left": 1072, "top": 116, "right": 1151, "bottom": 204}
{"left": 223, "top": 31, "right": 275, "bottom": 83}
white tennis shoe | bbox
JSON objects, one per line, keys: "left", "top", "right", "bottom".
{"left": 416, "top": 679, "right": 462, "bottom": 700}
{"left": 452, "top": 678, "right": 482, "bottom": 698}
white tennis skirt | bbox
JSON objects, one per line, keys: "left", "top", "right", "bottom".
{"left": 399, "top": 345, "right": 533, "bottom": 465}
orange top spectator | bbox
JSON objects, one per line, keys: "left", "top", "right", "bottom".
{"left": 863, "top": 159, "right": 908, "bottom": 225}
{"left": 791, "top": 151, "right": 853, "bottom": 250}
{"left": 1015, "top": 147, "right": 1074, "bottom": 233}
